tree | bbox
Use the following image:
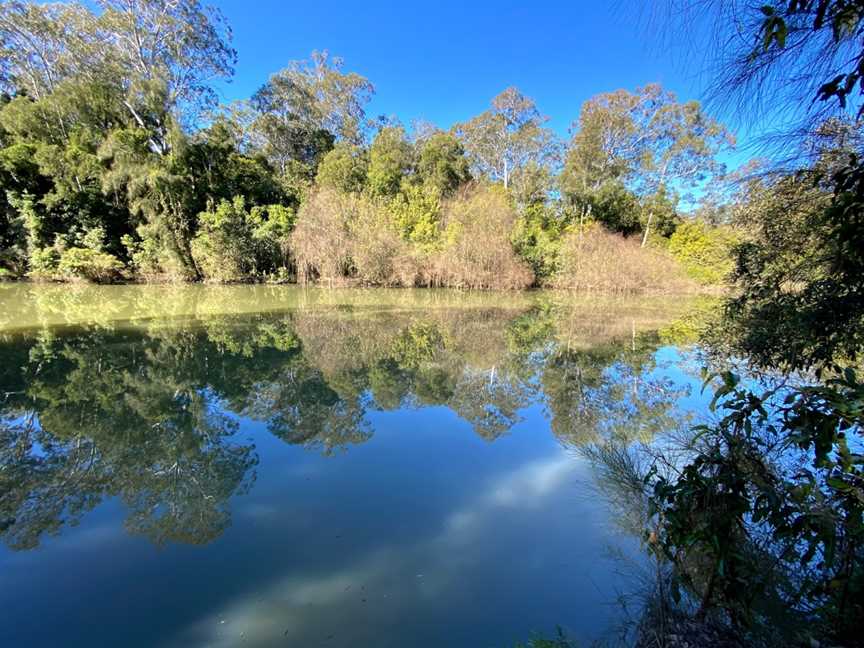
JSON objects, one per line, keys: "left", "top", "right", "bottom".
{"left": 0, "top": 1, "right": 100, "bottom": 102}
{"left": 96, "top": 0, "right": 236, "bottom": 149}
{"left": 590, "top": 180, "right": 642, "bottom": 236}
{"left": 242, "top": 95, "right": 334, "bottom": 176}
{"left": 638, "top": 4, "right": 864, "bottom": 642}
{"left": 721, "top": 144, "right": 860, "bottom": 369}
{"left": 669, "top": 2, "right": 864, "bottom": 371}
{"left": 560, "top": 88, "right": 646, "bottom": 233}
{"left": 184, "top": 119, "right": 283, "bottom": 207}
{"left": 0, "top": 0, "right": 236, "bottom": 154}
{"left": 100, "top": 126, "right": 202, "bottom": 278}
{"left": 315, "top": 142, "right": 368, "bottom": 194}
{"left": 629, "top": 85, "right": 731, "bottom": 245}
{"left": 252, "top": 50, "right": 373, "bottom": 149}
{"left": 416, "top": 131, "right": 471, "bottom": 196}
{"left": 455, "top": 87, "right": 558, "bottom": 190}
{"left": 562, "top": 84, "right": 731, "bottom": 245}
{"left": 367, "top": 125, "right": 413, "bottom": 197}
{"left": 0, "top": 0, "right": 239, "bottom": 280}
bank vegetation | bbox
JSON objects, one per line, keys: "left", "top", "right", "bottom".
{"left": 0, "top": 0, "right": 743, "bottom": 293}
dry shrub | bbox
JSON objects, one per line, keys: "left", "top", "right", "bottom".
{"left": 554, "top": 225, "right": 696, "bottom": 294}
{"left": 293, "top": 185, "right": 534, "bottom": 290}
{"left": 425, "top": 186, "right": 534, "bottom": 290}
{"left": 348, "top": 198, "right": 420, "bottom": 286}
{"left": 290, "top": 188, "right": 355, "bottom": 283}
{"left": 292, "top": 188, "right": 420, "bottom": 286}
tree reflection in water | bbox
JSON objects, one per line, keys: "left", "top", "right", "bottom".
{"left": 0, "top": 296, "right": 704, "bottom": 550}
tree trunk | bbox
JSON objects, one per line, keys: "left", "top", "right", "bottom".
{"left": 641, "top": 211, "right": 653, "bottom": 248}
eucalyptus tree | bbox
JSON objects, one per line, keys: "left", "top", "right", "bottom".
{"left": 0, "top": 1, "right": 120, "bottom": 163}
{"left": 95, "top": 0, "right": 236, "bottom": 152}
{"left": 96, "top": 0, "right": 235, "bottom": 273}
{"left": 630, "top": 85, "right": 732, "bottom": 245}
{"left": 563, "top": 84, "right": 731, "bottom": 245}
{"left": 251, "top": 50, "right": 373, "bottom": 171}
{"left": 560, "top": 88, "right": 646, "bottom": 233}
{"left": 0, "top": 0, "right": 237, "bottom": 151}
{"left": 0, "top": 1, "right": 103, "bottom": 102}
{"left": 455, "top": 87, "right": 558, "bottom": 191}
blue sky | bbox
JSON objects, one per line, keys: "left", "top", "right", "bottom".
{"left": 211, "top": 0, "right": 728, "bottom": 143}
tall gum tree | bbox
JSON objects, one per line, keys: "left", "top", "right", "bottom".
{"left": 455, "top": 87, "right": 559, "bottom": 191}
{"left": 0, "top": 0, "right": 238, "bottom": 154}
{"left": 562, "top": 84, "right": 732, "bottom": 245}
{"left": 95, "top": 0, "right": 236, "bottom": 154}
{"left": 252, "top": 51, "right": 374, "bottom": 153}
{"left": 560, "top": 89, "right": 647, "bottom": 233}
{"left": 631, "top": 85, "right": 733, "bottom": 246}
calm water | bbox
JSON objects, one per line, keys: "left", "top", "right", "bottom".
{"left": 0, "top": 284, "right": 710, "bottom": 648}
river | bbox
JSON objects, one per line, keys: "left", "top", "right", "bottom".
{"left": 0, "top": 284, "right": 713, "bottom": 647}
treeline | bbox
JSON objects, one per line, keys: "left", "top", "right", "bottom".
{"left": 0, "top": 0, "right": 747, "bottom": 290}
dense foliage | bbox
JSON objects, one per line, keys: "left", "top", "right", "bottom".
{"left": 634, "top": 3, "right": 864, "bottom": 646}
{"left": 0, "top": 0, "right": 739, "bottom": 291}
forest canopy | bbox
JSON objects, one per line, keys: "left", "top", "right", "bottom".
{"left": 0, "top": 0, "right": 756, "bottom": 290}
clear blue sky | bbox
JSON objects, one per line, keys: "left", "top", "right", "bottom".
{"left": 211, "top": 0, "right": 729, "bottom": 143}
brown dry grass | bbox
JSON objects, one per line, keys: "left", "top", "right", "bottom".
{"left": 423, "top": 186, "right": 534, "bottom": 290}
{"left": 554, "top": 225, "right": 697, "bottom": 294}
{"left": 290, "top": 188, "right": 355, "bottom": 283}
{"left": 291, "top": 185, "right": 534, "bottom": 290}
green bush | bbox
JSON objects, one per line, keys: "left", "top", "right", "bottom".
{"left": 249, "top": 203, "right": 295, "bottom": 271}
{"left": 591, "top": 180, "right": 642, "bottom": 237}
{"left": 121, "top": 225, "right": 193, "bottom": 281}
{"left": 668, "top": 220, "right": 737, "bottom": 285}
{"left": 386, "top": 183, "right": 443, "bottom": 252}
{"left": 27, "top": 246, "right": 60, "bottom": 279}
{"left": 192, "top": 197, "right": 257, "bottom": 282}
{"left": 315, "top": 143, "right": 368, "bottom": 194}
{"left": 56, "top": 247, "right": 125, "bottom": 283}
{"left": 511, "top": 202, "right": 565, "bottom": 283}
{"left": 416, "top": 132, "right": 470, "bottom": 196}
{"left": 367, "top": 126, "right": 413, "bottom": 197}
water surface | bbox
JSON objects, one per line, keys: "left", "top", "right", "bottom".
{"left": 0, "top": 284, "right": 709, "bottom": 647}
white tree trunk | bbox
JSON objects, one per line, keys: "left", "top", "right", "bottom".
{"left": 641, "top": 211, "right": 653, "bottom": 248}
